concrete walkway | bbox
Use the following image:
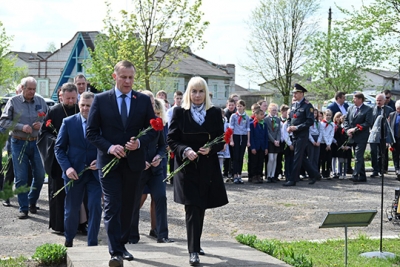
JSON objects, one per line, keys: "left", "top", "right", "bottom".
{"left": 66, "top": 235, "right": 291, "bottom": 267}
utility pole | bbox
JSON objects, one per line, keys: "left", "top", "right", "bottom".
{"left": 325, "top": 7, "right": 332, "bottom": 79}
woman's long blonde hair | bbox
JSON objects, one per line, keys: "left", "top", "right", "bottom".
{"left": 181, "top": 76, "right": 212, "bottom": 110}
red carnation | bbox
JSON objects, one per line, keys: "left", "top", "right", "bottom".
{"left": 390, "top": 147, "right": 395, "bottom": 152}
{"left": 341, "top": 128, "right": 345, "bottom": 134}
{"left": 224, "top": 127, "right": 234, "bottom": 144}
{"left": 46, "top": 119, "right": 52, "bottom": 127}
{"left": 356, "top": 124, "right": 363, "bottom": 131}
{"left": 293, "top": 114, "right": 298, "bottom": 118}
{"left": 170, "top": 152, "right": 175, "bottom": 159}
{"left": 150, "top": 117, "right": 164, "bottom": 131}
{"left": 38, "top": 111, "right": 46, "bottom": 117}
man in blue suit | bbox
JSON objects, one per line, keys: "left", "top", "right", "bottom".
{"left": 327, "top": 92, "right": 349, "bottom": 117}
{"left": 55, "top": 92, "right": 101, "bottom": 247}
{"left": 86, "top": 60, "right": 156, "bottom": 267}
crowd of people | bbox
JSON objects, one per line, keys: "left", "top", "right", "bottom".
{"left": 1, "top": 59, "right": 399, "bottom": 266}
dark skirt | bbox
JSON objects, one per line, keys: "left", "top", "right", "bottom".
{"left": 268, "top": 141, "right": 281, "bottom": 154}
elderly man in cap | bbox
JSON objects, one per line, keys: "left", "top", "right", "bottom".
{"left": 284, "top": 83, "right": 321, "bottom": 186}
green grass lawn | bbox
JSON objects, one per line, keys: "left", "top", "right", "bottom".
{"left": 237, "top": 234, "right": 400, "bottom": 267}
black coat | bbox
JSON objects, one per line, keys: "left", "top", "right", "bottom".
{"left": 167, "top": 106, "right": 228, "bottom": 209}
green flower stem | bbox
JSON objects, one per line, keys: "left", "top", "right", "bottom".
{"left": 102, "top": 126, "right": 152, "bottom": 177}
{"left": 53, "top": 166, "right": 91, "bottom": 198}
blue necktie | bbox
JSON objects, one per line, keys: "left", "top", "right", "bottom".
{"left": 121, "top": 94, "right": 128, "bottom": 127}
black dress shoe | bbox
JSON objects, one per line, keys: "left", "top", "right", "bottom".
{"left": 64, "top": 240, "right": 73, "bottom": 247}
{"left": 199, "top": 248, "right": 205, "bottom": 255}
{"left": 122, "top": 250, "right": 134, "bottom": 261}
{"left": 77, "top": 223, "right": 88, "bottom": 236}
{"left": 18, "top": 211, "right": 29, "bottom": 219}
{"left": 283, "top": 181, "right": 296, "bottom": 186}
{"left": 109, "top": 255, "right": 123, "bottom": 267}
{"left": 2, "top": 199, "right": 10, "bottom": 207}
{"left": 157, "top": 237, "right": 174, "bottom": 243}
{"left": 149, "top": 229, "right": 157, "bottom": 238}
{"left": 29, "top": 205, "right": 38, "bottom": 214}
{"left": 370, "top": 173, "right": 380, "bottom": 178}
{"left": 189, "top": 252, "right": 200, "bottom": 266}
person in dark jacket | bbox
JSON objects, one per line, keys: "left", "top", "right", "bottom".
{"left": 167, "top": 76, "right": 228, "bottom": 266}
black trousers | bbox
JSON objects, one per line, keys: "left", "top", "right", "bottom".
{"left": 289, "top": 136, "right": 319, "bottom": 182}
{"left": 185, "top": 205, "right": 205, "bottom": 253}
{"left": 249, "top": 149, "right": 264, "bottom": 177}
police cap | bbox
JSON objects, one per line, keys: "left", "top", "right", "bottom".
{"left": 293, "top": 83, "right": 307, "bottom": 93}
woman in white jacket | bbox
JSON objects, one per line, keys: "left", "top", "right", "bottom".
{"left": 319, "top": 110, "right": 335, "bottom": 178}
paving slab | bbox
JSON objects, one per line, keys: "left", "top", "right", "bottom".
{"left": 67, "top": 236, "right": 291, "bottom": 267}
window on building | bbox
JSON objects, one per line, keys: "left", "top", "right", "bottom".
{"left": 225, "top": 85, "right": 229, "bottom": 98}
{"left": 77, "top": 63, "right": 83, "bottom": 73}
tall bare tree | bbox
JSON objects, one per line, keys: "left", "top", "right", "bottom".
{"left": 243, "top": 0, "right": 319, "bottom": 104}
{"left": 85, "top": 0, "right": 209, "bottom": 92}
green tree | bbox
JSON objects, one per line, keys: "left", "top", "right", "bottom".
{"left": 242, "top": 0, "right": 320, "bottom": 104}
{"left": 85, "top": 0, "right": 209, "bottom": 92}
{"left": 302, "top": 26, "right": 393, "bottom": 99}
{"left": 0, "top": 21, "right": 24, "bottom": 93}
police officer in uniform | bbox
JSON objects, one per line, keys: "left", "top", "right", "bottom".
{"left": 284, "top": 84, "right": 320, "bottom": 186}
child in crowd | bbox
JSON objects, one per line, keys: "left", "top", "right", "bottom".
{"left": 281, "top": 111, "right": 294, "bottom": 181}
{"left": 275, "top": 104, "right": 289, "bottom": 180}
{"left": 308, "top": 109, "right": 322, "bottom": 175}
{"left": 223, "top": 98, "right": 236, "bottom": 179}
{"left": 218, "top": 108, "right": 231, "bottom": 181}
{"left": 331, "top": 111, "right": 342, "bottom": 178}
{"left": 229, "top": 99, "right": 250, "bottom": 184}
{"left": 265, "top": 103, "right": 281, "bottom": 183}
{"left": 249, "top": 109, "right": 269, "bottom": 183}
{"left": 320, "top": 110, "right": 334, "bottom": 178}
{"left": 247, "top": 103, "right": 261, "bottom": 183}
{"left": 336, "top": 115, "right": 351, "bottom": 179}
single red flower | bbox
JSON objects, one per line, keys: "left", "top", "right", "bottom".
{"left": 356, "top": 124, "right": 363, "bottom": 131}
{"left": 170, "top": 152, "right": 175, "bottom": 159}
{"left": 150, "top": 117, "right": 164, "bottom": 131}
{"left": 224, "top": 127, "right": 233, "bottom": 144}
{"left": 293, "top": 114, "right": 297, "bottom": 118}
{"left": 38, "top": 111, "right": 46, "bottom": 117}
{"left": 341, "top": 128, "right": 345, "bottom": 134}
{"left": 46, "top": 119, "right": 52, "bottom": 127}
{"left": 390, "top": 147, "right": 395, "bottom": 152}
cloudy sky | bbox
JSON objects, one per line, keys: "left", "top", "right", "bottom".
{"left": 1, "top": 0, "right": 372, "bottom": 88}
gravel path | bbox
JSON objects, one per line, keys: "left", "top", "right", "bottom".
{"left": 1, "top": 172, "right": 400, "bottom": 259}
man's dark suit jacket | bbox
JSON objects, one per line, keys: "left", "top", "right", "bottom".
{"left": 344, "top": 104, "right": 373, "bottom": 143}
{"left": 326, "top": 101, "right": 349, "bottom": 116}
{"left": 86, "top": 88, "right": 156, "bottom": 172}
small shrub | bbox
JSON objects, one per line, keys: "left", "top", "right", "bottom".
{"left": 32, "top": 243, "right": 67, "bottom": 266}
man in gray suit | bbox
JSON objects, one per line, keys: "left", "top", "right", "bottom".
{"left": 344, "top": 93, "right": 373, "bottom": 182}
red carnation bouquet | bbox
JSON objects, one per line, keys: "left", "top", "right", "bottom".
{"left": 164, "top": 127, "right": 234, "bottom": 182}
{"left": 102, "top": 117, "right": 164, "bottom": 177}
{"left": 18, "top": 111, "right": 46, "bottom": 164}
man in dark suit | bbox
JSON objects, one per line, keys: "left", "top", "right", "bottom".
{"left": 344, "top": 93, "right": 373, "bottom": 182}
{"left": 327, "top": 91, "right": 349, "bottom": 117}
{"left": 388, "top": 100, "right": 400, "bottom": 179}
{"left": 86, "top": 60, "right": 156, "bottom": 267}
{"left": 369, "top": 94, "right": 393, "bottom": 177}
{"left": 55, "top": 92, "right": 102, "bottom": 247}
